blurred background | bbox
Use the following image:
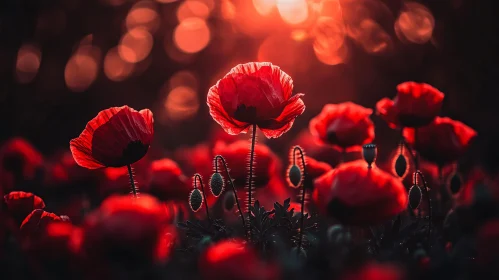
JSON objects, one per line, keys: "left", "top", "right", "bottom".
{"left": 0, "top": 0, "right": 497, "bottom": 172}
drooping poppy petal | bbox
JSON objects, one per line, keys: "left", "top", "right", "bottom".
{"left": 4, "top": 191, "right": 45, "bottom": 225}
{"left": 20, "top": 209, "right": 63, "bottom": 236}
{"left": 147, "top": 158, "right": 190, "bottom": 201}
{"left": 207, "top": 62, "right": 305, "bottom": 139}
{"left": 313, "top": 160, "right": 407, "bottom": 225}
{"left": 70, "top": 106, "right": 154, "bottom": 169}
{"left": 309, "top": 102, "right": 375, "bottom": 152}
{"left": 199, "top": 239, "right": 280, "bottom": 280}
{"left": 403, "top": 117, "right": 477, "bottom": 165}
{"left": 0, "top": 138, "right": 43, "bottom": 193}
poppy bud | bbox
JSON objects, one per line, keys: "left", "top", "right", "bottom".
{"left": 409, "top": 184, "right": 422, "bottom": 209}
{"left": 288, "top": 165, "right": 302, "bottom": 188}
{"left": 362, "top": 144, "right": 377, "bottom": 168}
{"left": 449, "top": 172, "right": 463, "bottom": 195}
{"left": 189, "top": 189, "right": 203, "bottom": 212}
{"left": 209, "top": 172, "right": 225, "bottom": 197}
{"left": 223, "top": 191, "right": 235, "bottom": 211}
{"left": 395, "top": 154, "right": 407, "bottom": 178}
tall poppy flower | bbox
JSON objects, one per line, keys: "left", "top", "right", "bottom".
{"left": 70, "top": 106, "right": 154, "bottom": 169}
{"left": 309, "top": 102, "right": 375, "bottom": 152}
{"left": 4, "top": 191, "right": 45, "bottom": 225}
{"left": 313, "top": 160, "right": 407, "bottom": 225}
{"left": 376, "top": 82, "right": 444, "bottom": 128}
{"left": 20, "top": 209, "right": 63, "bottom": 237}
{"left": 207, "top": 62, "right": 305, "bottom": 138}
{"left": 292, "top": 129, "right": 342, "bottom": 167}
{"left": 403, "top": 117, "right": 477, "bottom": 165}
{"left": 199, "top": 239, "right": 280, "bottom": 280}
{"left": 147, "top": 158, "right": 190, "bottom": 201}
{"left": 0, "top": 138, "right": 43, "bottom": 193}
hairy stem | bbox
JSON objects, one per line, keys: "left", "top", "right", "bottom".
{"left": 415, "top": 170, "right": 432, "bottom": 250}
{"left": 215, "top": 155, "right": 247, "bottom": 236}
{"left": 194, "top": 174, "right": 211, "bottom": 223}
{"left": 293, "top": 146, "right": 308, "bottom": 254}
{"left": 127, "top": 164, "right": 138, "bottom": 198}
{"left": 247, "top": 124, "right": 257, "bottom": 240}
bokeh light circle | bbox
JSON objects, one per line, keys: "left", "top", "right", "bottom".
{"left": 276, "top": 0, "right": 309, "bottom": 25}
{"left": 173, "top": 17, "right": 211, "bottom": 54}
{"left": 164, "top": 86, "right": 200, "bottom": 121}
{"left": 118, "top": 27, "right": 154, "bottom": 63}
{"left": 64, "top": 46, "right": 100, "bottom": 92}
{"left": 104, "top": 47, "right": 135, "bottom": 82}
{"left": 395, "top": 2, "right": 435, "bottom": 44}
{"left": 16, "top": 44, "right": 42, "bottom": 84}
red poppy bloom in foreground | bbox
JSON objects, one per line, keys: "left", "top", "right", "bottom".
{"left": 309, "top": 102, "right": 375, "bottom": 152}
{"left": 70, "top": 106, "right": 154, "bottom": 169}
{"left": 4, "top": 191, "right": 45, "bottom": 225}
{"left": 313, "top": 160, "right": 407, "bottom": 225}
{"left": 342, "top": 262, "right": 405, "bottom": 280}
{"left": 404, "top": 117, "right": 477, "bottom": 165}
{"left": 147, "top": 158, "right": 190, "bottom": 201}
{"left": 213, "top": 140, "right": 281, "bottom": 188}
{"left": 376, "top": 81, "right": 444, "bottom": 128}
{"left": 199, "top": 239, "right": 279, "bottom": 280}
{"left": 207, "top": 62, "right": 305, "bottom": 138}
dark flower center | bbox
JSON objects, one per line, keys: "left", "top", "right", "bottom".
{"left": 326, "top": 130, "right": 340, "bottom": 145}
{"left": 233, "top": 104, "right": 258, "bottom": 123}
{"left": 121, "top": 140, "right": 149, "bottom": 166}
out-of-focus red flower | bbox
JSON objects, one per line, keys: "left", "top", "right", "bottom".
{"left": 70, "top": 106, "right": 154, "bottom": 169}
{"left": 82, "top": 194, "right": 175, "bottom": 267}
{"left": 310, "top": 102, "right": 375, "bottom": 152}
{"left": 457, "top": 167, "right": 499, "bottom": 207}
{"left": 0, "top": 138, "right": 43, "bottom": 193}
{"left": 476, "top": 220, "right": 499, "bottom": 265}
{"left": 4, "top": 191, "right": 45, "bottom": 225}
{"left": 174, "top": 143, "right": 213, "bottom": 179}
{"left": 376, "top": 82, "right": 444, "bottom": 128}
{"left": 99, "top": 156, "right": 150, "bottom": 199}
{"left": 313, "top": 160, "right": 407, "bottom": 225}
{"left": 213, "top": 140, "right": 281, "bottom": 188}
{"left": 342, "top": 262, "right": 406, "bottom": 280}
{"left": 20, "top": 209, "right": 63, "bottom": 237}
{"left": 146, "top": 158, "right": 190, "bottom": 201}
{"left": 404, "top": 117, "right": 477, "bottom": 165}
{"left": 207, "top": 62, "right": 305, "bottom": 138}
{"left": 199, "top": 239, "right": 279, "bottom": 280}
{"left": 292, "top": 129, "right": 342, "bottom": 167}
{"left": 304, "top": 156, "right": 333, "bottom": 180}
{"left": 28, "top": 222, "right": 83, "bottom": 262}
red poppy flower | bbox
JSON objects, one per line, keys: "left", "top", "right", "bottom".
{"left": 293, "top": 129, "right": 342, "bottom": 167}
{"left": 376, "top": 82, "right": 444, "bottom": 128}
{"left": 0, "top": 138, "right": 43, "bottom": 193}
{"left": 174, "top": 143, "right": 213, "bottom": 179}
{"left": 304, "top": 156, "right": 333, "bottom": 180}
{"left": 70, "top": 106, "right": 154, "bottom": 169}
{"left": 20, "top": 209, "right": 63, "bottom": 237}
{"left": 199, "top": 239, "right": 279, "bottom": 280}
{"left": 312, "top": 160, "right": 407, "bottom": 225}
{"left": 4, "top": 191, "right": 45, "bottom": 225}
{"left": 207, "top": 62, "right": 305, "bottom": 138}
{"left": 342, "top": 262, "right": 406, "bottom": 280}
{"left": 82, "top": 194, "right": 174, "bottom": 267}
{"left": 309, "top": 102, "right": 375, "bottom": 152}
{"left": 213, "top": 140, "right": 281, "bottom": 188}
{"left": 147, "top": 158, "right": 190, "bottom": 201}
{"left": 404, "top": 117, "right": 477, "bottom": 165}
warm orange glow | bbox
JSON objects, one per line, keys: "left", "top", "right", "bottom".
{"left": 156, "top": 0, "right": 178, "bottom": 3}
{"left": 118, "top": 27, "right": 153, "bottom": 63}
{"left": 276, "top": 0, "right": 309, "bottom": 25}
{"left": 314, "top": 40, "right": 349, "bottom": 66}
{"left": 291, "top": 29, "right": 308, "bottom": 41}
{"left": 220, "top": 0, "right": 236, "bottom": 20}
{"left": 174, "top": 18, "right": 211, "bottom": 54}
{"left": 177, "top": 0, "right": 211, "bottom": 22}
{"left": 253, "top": 0, "right": 275, "bottom": 16}
{"left": 126, "top": 1, "right": 160, "bottom": 33}
{"left": 318, "top": 0, "right": 342, "bottom": 17}
{"left": 169, "top": 71, "right": 199, "bottom": 91}
{"left": 104, "top": 47, "right": 135, "bottom": 82}
{"left": 100, "top": 0, "right": 126, "bottom": 7}
{"left": 348, "top": 19, "right": 392, "bottom": 54}
{"left": 164, "top": 86, "right": 200, "bottom": 121}
{"left": 64, "top": 47, "right": 99, "bottom": 92}
{"left": 313, "top": 16, "right": 348, "bottom": 65}
{"left": 258, "top": 34, "right": 300, "bottom": 70}
{"left": 16, "top": 44, "right": 41, "bottom": 84}
{"left": 395, "top": 2, "right": 435, "bottom": 44}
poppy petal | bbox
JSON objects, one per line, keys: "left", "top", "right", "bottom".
{"left": 259, "top": 94, "right": 305, "bottom": 138}
{"left": 207, "top": 83, "right": 251, "bottom": 135}
{"left": 376, "top": 98, "right": 399, "bottom": 128}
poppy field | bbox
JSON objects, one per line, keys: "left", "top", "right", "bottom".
{"left": 1, "top": 1, "right": 498, "bottom": 280}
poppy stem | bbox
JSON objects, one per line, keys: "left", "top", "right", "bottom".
{"left": 293, "top": 146, "right": 308, "bottom": 254}
{"left": 247, "top": 123, "right": 257, "bottom": 241}
{"left": 415, "top": 170, "right": 432, "bottom": 250}
{"left": 214, "top": 155, "right": 247, "bottom": 236}
{"left": 127, "top": 164, "right": 138, "bottom": 198}
{"left": 194, "top": 174, "right": 211, "bottom": 223}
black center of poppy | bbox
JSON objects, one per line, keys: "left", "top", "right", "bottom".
{"left": 121, "top": 140, "right": 149, "bottom": 166}
{"left": 233, "top": 104, "right": 257, "bottom": 123}
{"left": 326, "top": 129, "right": 339, "bottom": 144}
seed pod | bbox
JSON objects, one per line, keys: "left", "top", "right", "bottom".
{"left": 209, "top": 172, "right": 225, "bottom": 197}
{"left": 288, "top": 164, "right": 302, "bottom": 188}
{"left": 449, "top": 172, "right": 463, "bottom": 195}
{"left": 409, "top": 184, "right": 422, "bottom": 209}
{"left": 363, "top": 144, "right": 377, "bottom": 167}
{"left": 395, "top": 154, "right": 407, "bottom": 178}
{"left": 189, "top": 189, "right": 203, "bottom": 212}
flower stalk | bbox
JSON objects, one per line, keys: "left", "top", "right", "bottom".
{"left": 247, "top": 124, "right": 258, "bottom": 240}
{"left": 194, "top": 174, "right": 211, "bottom": 223}
{"left": 127, "top": 164, "right": 138, "bottom": 198}
{"left": 292, "top": 146, "right": 308, "bottom": 255}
